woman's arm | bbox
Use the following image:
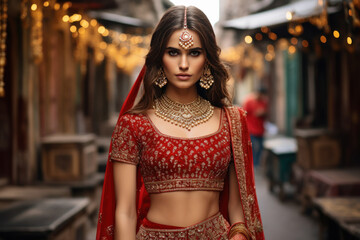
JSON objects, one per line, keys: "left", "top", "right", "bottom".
{"left": 228, "top": 162, "right": 245, "bottom": 223}
{"left": 228, "top": 162, "right": 248, "bottom": 240}
{"left": 113, "top": 162, "right": 137, "bottom": 240}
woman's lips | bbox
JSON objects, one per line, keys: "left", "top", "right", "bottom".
{"left": 176, "top": 74, "right": 191, "bottom": 81}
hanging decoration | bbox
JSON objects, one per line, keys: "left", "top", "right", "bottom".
{"left": 60, "top": 11, "right": 151, "bottom": 74}
{"left": 21, "top": 0, "right": 43, "bottom": 63}
{"left": 0, "top": 0, "right": 8, "bottom": 97}
{"left": 19, "top": 0, "right": 151, "bottom": 75}
{"left": 309, "top": 0, "right": 330, "bottom": 33}
{"left": 65, "top": 13, "right": 151, "bottom": 74}
{"left": 349, "top": 0, "right": 360, "bottom": 27}
{"left": 30, "top": 0, "right": 43, "bottom": 63}
{"left": 220, "top": 43, "right": 264, "bottom": 77}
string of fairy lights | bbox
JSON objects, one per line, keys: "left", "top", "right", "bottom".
{"left": 1, "top": 1, "right": 359, "bottom": 97}
{"left": 20, "top": 0, "right": 150, "bottom": 77}
{"left": 220, "top": 0, "right": 360, "bottom": 74}
{"left": 0, "top": 0, "right": 7, "bottom": 97}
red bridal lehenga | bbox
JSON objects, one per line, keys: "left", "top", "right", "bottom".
{"left": 96, "top": 66, "right": 264, "bottom": 240}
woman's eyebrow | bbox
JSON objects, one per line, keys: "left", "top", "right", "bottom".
{"left": 165, "top": 47, "right": 180, "bottom": 50}
{"left": 189, "top": 47, "right": 203, "bottom": 51}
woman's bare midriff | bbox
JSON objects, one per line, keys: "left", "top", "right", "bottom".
{"left": 146, "top": 191, "right": 220, "bottom": 227}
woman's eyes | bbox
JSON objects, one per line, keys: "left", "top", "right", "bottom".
{"left": 166, "top": 50, "right": 202, "bottom": 57}
{"left": 168, "top": 50, "right": 179, "bottom": 56}
{"left": 189, "top": 50, "right": 201, "bottom": 56}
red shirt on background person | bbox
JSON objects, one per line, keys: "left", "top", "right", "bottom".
{"left": 243, "top": 90, "right": 268, "bottom": 137}
{"left": 243, "top": 88, "right": 268, "bottom": 167}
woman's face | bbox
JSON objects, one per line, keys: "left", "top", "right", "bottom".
{"left": 162, "top": 29, "right": 206, "bottom": 90}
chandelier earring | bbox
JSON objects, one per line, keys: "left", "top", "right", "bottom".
{"left": 199, "top": 64, "right": 214, "bottom": 89}
{"left": 154, "top": 67, "right": 168, "bottom": 88}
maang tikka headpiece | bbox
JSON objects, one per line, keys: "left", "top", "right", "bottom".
{"left": 179, "top": 7, "right": 194, "bottom": 49}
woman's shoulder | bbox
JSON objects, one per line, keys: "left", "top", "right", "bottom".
{"left": 117, "top": 112, "right": 147, "bottom": 127}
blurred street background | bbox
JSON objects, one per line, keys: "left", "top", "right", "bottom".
{"left": 0, "top": 0, "right": 359, "bottom": 239}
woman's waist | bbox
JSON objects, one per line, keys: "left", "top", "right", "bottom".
{"left": 147, "top": 191, "right": 220, "bottom": 227}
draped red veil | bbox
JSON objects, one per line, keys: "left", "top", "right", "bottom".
{"left": 96, "top": 65, "right": 264, "bottom": 240}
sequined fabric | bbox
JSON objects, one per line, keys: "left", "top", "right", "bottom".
{"left": 136, "top": 212, "right": 230, "bottom": 240}
{"left": 110, "top": 110, "right": 232, "bottom": 193}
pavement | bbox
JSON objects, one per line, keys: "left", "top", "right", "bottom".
{"left": 255, "top": 167, "right": 318, "bottom": 240}
{"left": 87, "top": 167, "right": 319, "bottom": 240}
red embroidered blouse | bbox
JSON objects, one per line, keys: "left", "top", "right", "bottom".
{"left": 110, "top": 110, "right": 232, "bottom": 194}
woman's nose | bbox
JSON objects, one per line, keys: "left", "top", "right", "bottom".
{"left": 179, "top": 55, "right": 189, "bottom": 70}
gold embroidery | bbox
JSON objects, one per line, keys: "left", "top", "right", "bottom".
{"left": 144, "top": 178, "right": 224, "bottom": 193}
{"left": 136, "top": 213, "right": 229, "bottom": 240}
{"left": 226, "top": 106, "right": 263, "bottom": 239}
{"left": 110, "top": 116, "right": 140, "bottom": 165}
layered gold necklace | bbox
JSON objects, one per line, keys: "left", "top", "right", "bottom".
{"left": 153, "top": 95, "right": 214, "bottom": 131}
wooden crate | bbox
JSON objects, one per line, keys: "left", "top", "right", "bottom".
{"left": 41, "top": 134, "right": 97, "bottom": 181}
{"left": 295, "top": 129, "right": 341, "bottom": 170}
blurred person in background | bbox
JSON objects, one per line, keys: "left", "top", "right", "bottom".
{"left": 97, "top": 6, "right": 264, "bottom": 240}
{"left": 243, "top": 87, "right": 268, "bottom": 169}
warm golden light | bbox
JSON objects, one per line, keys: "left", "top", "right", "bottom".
{"left": 269, "top": 32, "right": 277, "bottom": 41}
{"left": 99, "top": 42, "right": 107, "bottom": 50}
{"left": 80, "top": 20, "right": 89, "bottom": 28}
{"left": 43, "top": 1, "right": 49, "bottom": 7}
{"left": 90, "top": 19, "right": 98, "bottom": 27}
{"left": 286, "top": 11, "right": 293, "bottom": 20}
{"left": 78, "top": 27, "right": 85, "bottom": 34}
{"left": 119, "top": 34, "right": 127, "bottom": 41}
{"left": 255, "top": 33, "right": 263, "bottom": 41}
{"left": 302, "top": 40, "right": 309, "bottom": 47}
{"left": 54, "top": 3, "right": 60, "bottom": 10}
{"left": 261, "top": 27, "right": 269, "bottom": 33}
{"left": 244, "top": 35, "right": 253, "bottom": 44}
{"left": 347, "top": 37, "right": 352, "bottom": 45}
{"left": 70, "top": 25, "right": 77, "bottom": 33}
{"left": 290, "top": 37, "right": 298, "bottom": 45}
{"left": 265, "top": 53, "right": 273, "bottom": 61}
{"left": 333, "top": 30, "right": 340, "bottom": 38}
{"left": 267, "top": 44, "right": 274, "bottom": 52}
{"left": 349, "top": 9, "right": 353, "bottom": 16}
{"left": 288, "top": 45, "right": 296, "bottom": 54}
{"left": 295, "top": 25, "right": 303, "bottom": 34}
{"left": 70, "top": 14, "right": 82, "bottom": 22}
{"left": 103, "top": 29, "right": 109, "bottom": 37}
{"left": 320, "top": 35, "right": 327, "bottom": 43}
{"left": 98, "top": 26, "right": 106, "bottom": 34}
{"left": 62, "top": 15, "right": 70, "bottom": 22}
{"left": 62, "top": 2, "right": 72, "bottom": 10}
{"left": 31, "top": 4, "right": 37, "bottom": 11}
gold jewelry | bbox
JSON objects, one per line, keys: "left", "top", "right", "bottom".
{"left": 179, "top": 7, "right": 194, "bottom": 50}
{"left": 228, "top": 222, "right": 251, "bottom": 240}
{"left": 153, "top": 95, "right": 214, "bottom": 131}
{"left": 199, "top": 64, "right": 214, "bottom": 89}
{"left": 154, "top": 68, "right": 167, "bottom": 88}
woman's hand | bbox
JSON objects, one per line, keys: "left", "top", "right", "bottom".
{"left": 230, "top": 233, "right": 248, "bottom": 240}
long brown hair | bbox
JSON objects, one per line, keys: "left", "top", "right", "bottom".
{"left": 130, "top": 5, "right": 231, "bottom": 113}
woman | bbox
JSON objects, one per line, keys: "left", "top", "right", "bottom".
{"left": 97, "top": 6, "right": 264, "bottom": 240}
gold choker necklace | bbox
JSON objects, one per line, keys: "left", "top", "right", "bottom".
{"left": 153, "top": 95, "right": 214, "bottom": 131}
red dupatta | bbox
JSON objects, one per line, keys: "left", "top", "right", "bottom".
{"left": 96, "top": 66, "right": 264, "bottom": 240}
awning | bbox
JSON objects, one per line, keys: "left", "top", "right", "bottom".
{"left": 223, "top": 0, "right": 341, "bottom": 30}
{"left": 88, "top": 11, "right": 151, "bottom": 28}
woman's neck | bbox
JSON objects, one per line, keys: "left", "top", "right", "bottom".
{"left": 164, "top": 86, "right": 198, "bottom": 104}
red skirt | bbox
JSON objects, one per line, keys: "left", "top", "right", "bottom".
{"left": 136, "top": 212, "right": 230, "bottom": 240}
